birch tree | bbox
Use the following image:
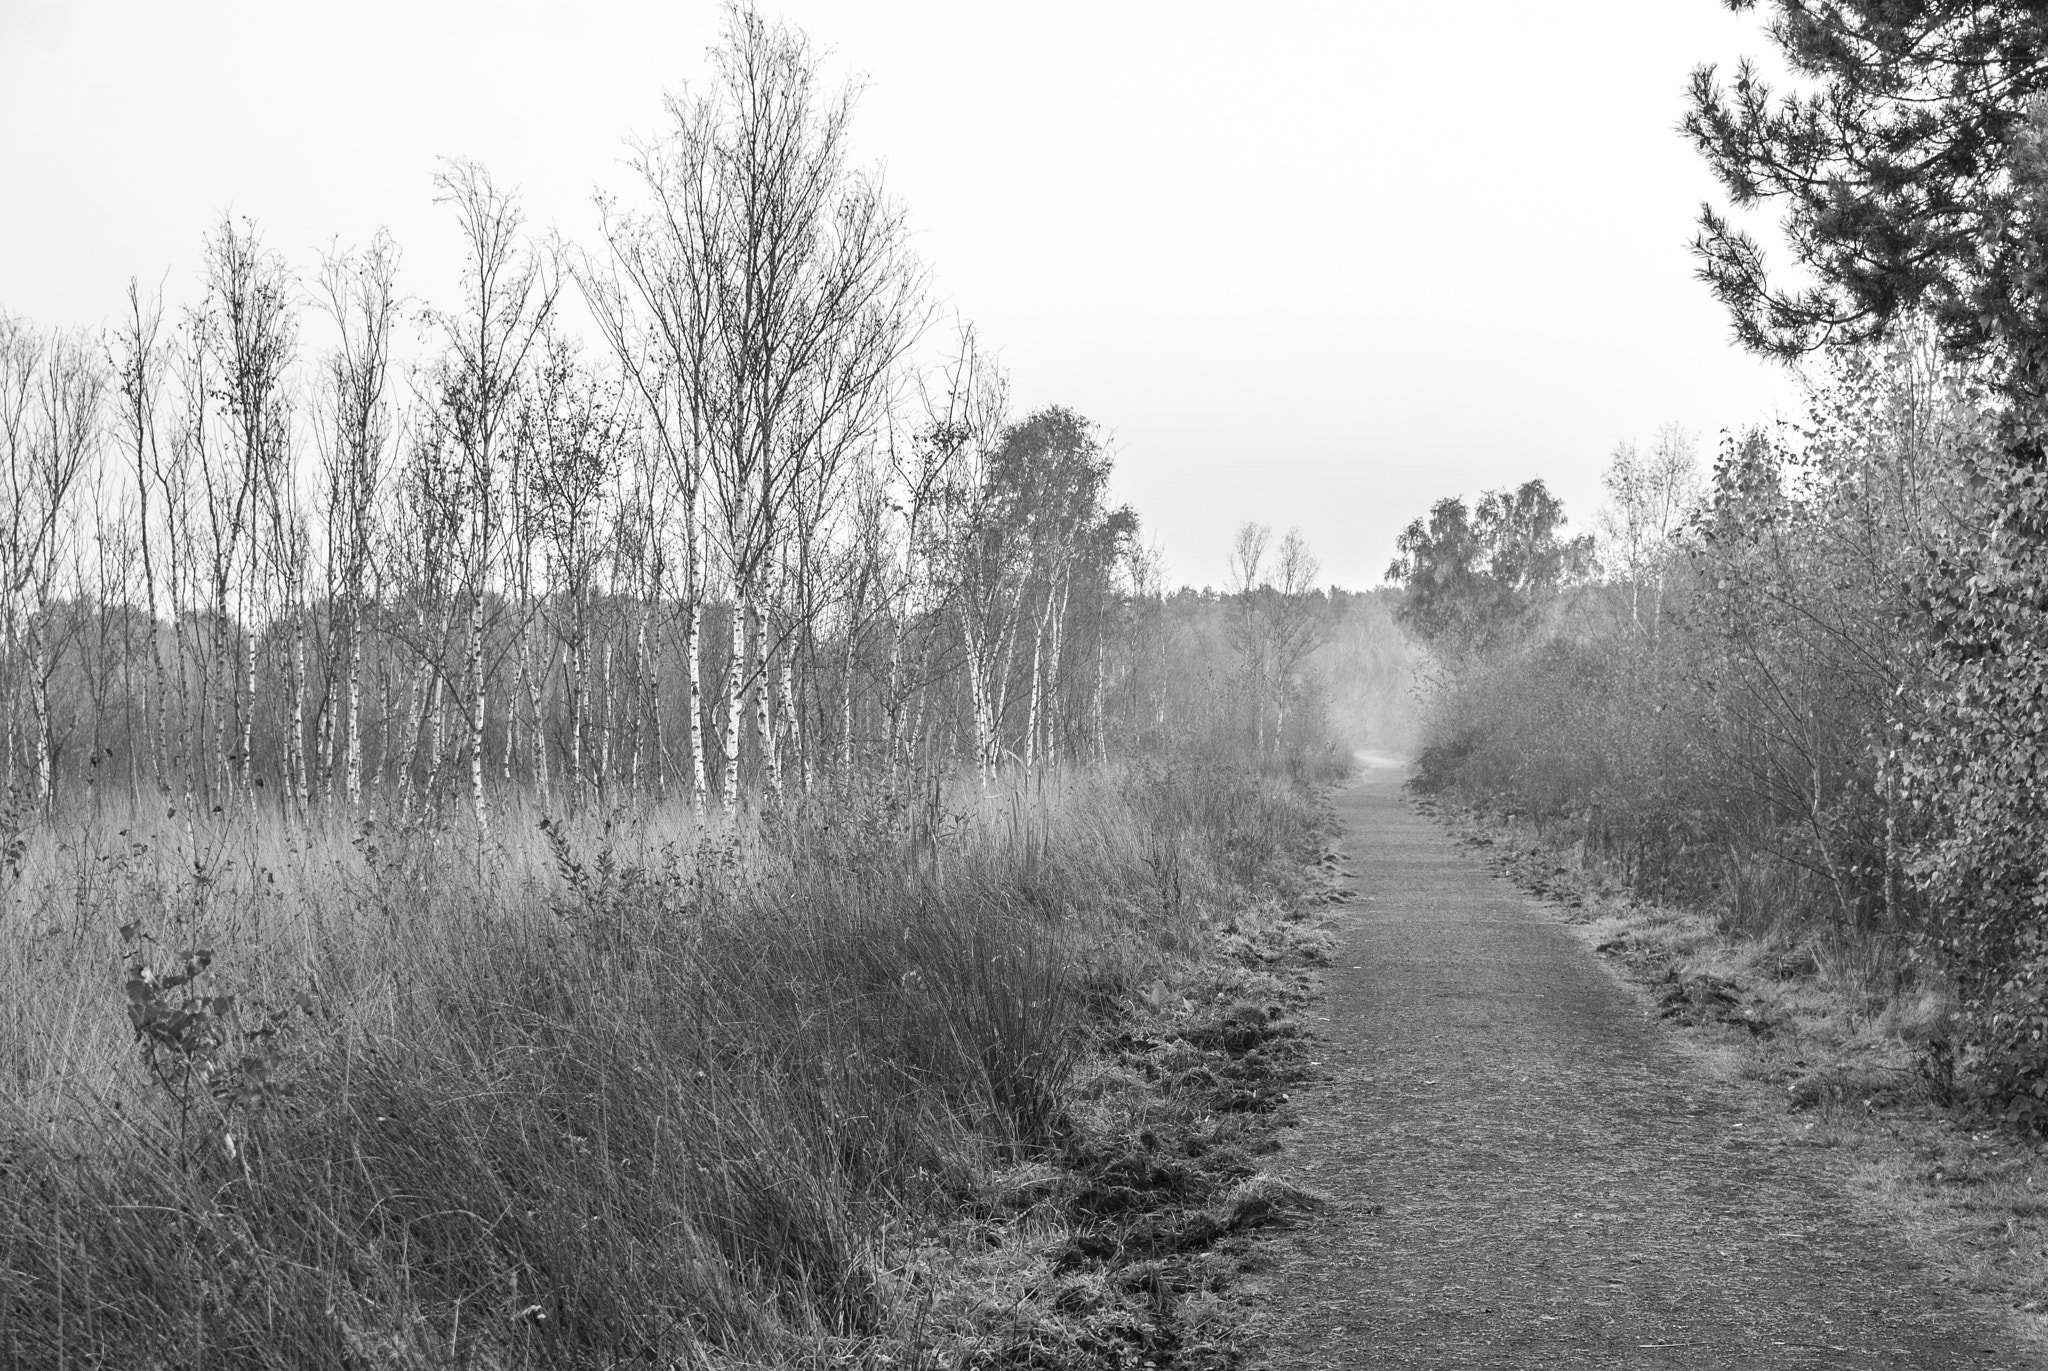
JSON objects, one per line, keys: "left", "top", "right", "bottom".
{"left": 112, "top": 283, "right": 180, "bottom": 797}
{"left": 429, "top": 159, "right": 555, "bottom": 831}
{"left": 2, "top": 325, "right": 104, "bottom": 809}
{"left": 317, "top": 234, "right": 398, "bottom": 812}
{"left": 604, "top": 2, "right": 920, "bottom": 813}
{"left": 197, "top": 219, "right": 297, "bottom": 806}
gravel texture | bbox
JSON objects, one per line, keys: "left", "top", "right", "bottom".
{"left": 1242, "top": 763, "right": 2035, "bottom": 1369}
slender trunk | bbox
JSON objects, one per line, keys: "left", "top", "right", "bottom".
{"left": 756, "top": 605, "right": 779, "bottom": 807}
{"left": 994, "top": 601, "right": 1021, "bottom": 761}
{"left": 1025, "top": 608, "right": 1045, "bottom": 778}
{"left": 906, "top": 632, "right": 935, "bottom": 787}
{"left": 379, "top": 650, "right": 401, "bottom": 808}
{"left": 841, "top": 612, "right": 859, "bottom": 784}
{"left": 780, "top": 654, "right": 802, "bottom": 799}
{"left": 524, "top": 619, "right": 550, "bottom": 808}
{"left": 345, "top": 608, "right": 364, "bottom": 810}
{"left": 1880, "top": 737, "right": 1899, "bottom": 931}
{"left": 569, "top": 612, "right": 586, "bottom": 808}
{"left": 966, "top": 637, "right": 994, "bottom": 788}
{"left": 211, "top": 592, "right": 231, "bottom": 804}
{"left": 503, "top": 656, "right": 519, "bottom": 788}
{"left": 600, "top": 636, "right": 616, "bottom": 795}
{"left": 124, "top": 625, "right": 141, "bottom": 806}
{"left": 29, "top": 621, "right": 51, "bottom": 813}
{"left": 687, "top": 600, "right": 708, "bottom": 822}
{"left": 724, "top": 595, "right": 746, "bottom": 815}
{"left": 467, "top": 591, "right": 487, "bottom": 832}
{"left": 316, "top": 673, "right": 336, "bottom": 802}
{"left": 152, "top": 619, "right": 173, "bottom": 794}
{"left": 164, "top": 531, "right": 196, "bottom": 807}
{"left": 1048, "top": 573, "right": 1071, "bottom": 767}
{"left": 402, "top": 600, "right": 448, "bottom": 818}
{"left": 421, "top": 665, "right": 449, "bottom": 808}
{"left": 633, "top": 600, "right": 653, "bottom": 800}
{"left": 884, "top": 592, "right": 907, "bottom": 782}
{"left": 290, "top": 597, "right": 309, "bottom": 813}
{"left": 136, "top": 501, "right": 171, "bottom": 794}
{"left": 240, "top": 615, "right": 256, "bottom": 798}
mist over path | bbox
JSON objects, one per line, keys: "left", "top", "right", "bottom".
{"left": 1245, "top": 761, "right": 2030, "bottom": 1369}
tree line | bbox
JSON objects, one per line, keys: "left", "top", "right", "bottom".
{"left": 0, "top": 9, "right": 1332, "bottom": 831}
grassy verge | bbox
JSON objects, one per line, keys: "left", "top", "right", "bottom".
{"left": 0, "top": 756, "right": 1336, "bottom": 1369}
{"left": 1421, "top": 793, "right": 2048, "bottom": 1353}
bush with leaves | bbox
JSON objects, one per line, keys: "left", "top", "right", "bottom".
{"left": 1910, "top": 452, "right": 2048, "bottom": 1121}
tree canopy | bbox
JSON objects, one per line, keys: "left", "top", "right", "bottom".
{"left": 1686, "top": 2, "right": 2048, "bottom": 388}
{"left": 1385, "top": 479, "right": 1593, "bottom": 655}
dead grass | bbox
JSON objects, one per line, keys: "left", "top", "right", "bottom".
{"left": 0, "top": 756, "right": 1332, "bottom": 1369}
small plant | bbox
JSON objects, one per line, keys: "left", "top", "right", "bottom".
{"left": 539, "top": 812, "right": 687, "bottom": 951}
{"left": 119, "top": 921, "right": 300, "bottom": 1172}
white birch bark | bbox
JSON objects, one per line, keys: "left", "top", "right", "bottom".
{"left": 724, "top": 595, "right": 745, "bottom": 815}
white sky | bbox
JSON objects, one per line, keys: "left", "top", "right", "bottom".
{"left": 0, "top": 0, "right": 1802, "bottom": 589}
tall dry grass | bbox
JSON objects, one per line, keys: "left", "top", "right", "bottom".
{"left": 0, "top": 755, "right": 1319, "bottom": 1368}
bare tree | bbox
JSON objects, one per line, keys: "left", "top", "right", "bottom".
{"left": 600, "top": 2, "right": 921, "bottom": 814}
{"left": 429, "top": 159, "right": 556, "bottom": 831}
{"left": 111, "top": 282, "right": 180, "bottom": 797}
{"left": 517, "top": 335, "right": 626, "bottom": 809}
{"left": 317, "top": 233, "right": 399, "bottom": 812}
{"left": 0, "top": 323, "right": 105, "bottom": 809}
{"left": 1227, "top": 522, "right": 1325, "bottom": 758}
{"left": 196, "top": 218, "right": 297, "bottom": 807}
{"left": 927, "top": 333, "right": 1015, "bottom": 787}
{"left": 1599, "top": 424, "right": 1700, "bottom": 640}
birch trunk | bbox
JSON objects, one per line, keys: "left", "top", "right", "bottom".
{"left": 724, "top": 595, "right": 745, "bottom": 815}
{"left": 633, "top": 601, "right": 654, "bottom": 800}
{"left": 467, "top": 592, "right": 488, "bottom": 832}
{"left": 345, "top": 613, "right": 364, "bottom": 810}
{"left": 687, "top": 600, "right": 708, "bottom": 821}
{"left": 502, "top": 662, "right": 519, "bottom": 787}
{"left": 28, "top": 624, "right": 50, "bottom": 812}
{"left": 841, "top": 616, "right": 859, "bottom": 783}
{"left": 415, "top": 662, "right": 448, "bottom": 817}
{"left": 757, "top": 612, "right": 780, "bottom": 807}
{"left": 522, "top": 622, "right": 549, "bottom": 808}
{"left": 600, "top": 637, "right": 616, "bottom": 794}
{"left": 211, "top": 601, "right": 231, "bottom": 804}
{"left": 966, "top": 638, "right": 995, "bottom": 788}
{"left": 569, "top": 606, "right": 587, "bottom": 808}
{"left": 290, "top": 599, "right": 308, "bottom": 813}
{"left": 240, "top": 618, "right": 256, "bottom": 798}
{"left": 781, "top": 655, "right": 804, "bottom": 797}
{"left": 1047, "top": 573, "right": 1070, "bottom": 768}
{"left": 884, "top": 598, "right": 906, "bottom": 781}
{"left": 1024, "top": 610, "right": 1045, "bottom": 778}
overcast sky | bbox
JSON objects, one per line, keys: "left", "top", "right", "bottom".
{"left": 0, "top": 0, "right": 1803, "bottom": 589}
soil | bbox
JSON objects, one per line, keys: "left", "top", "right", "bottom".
{"left": 1238, "top": 761, "right": 2037, "bottom": 1369}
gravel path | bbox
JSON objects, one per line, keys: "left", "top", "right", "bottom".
{"left": 1244, "top": 762, "right": 2035, "bottom": 1369}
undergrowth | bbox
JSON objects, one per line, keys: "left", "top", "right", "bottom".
{"left": 0, "top": 756, "right": 1333, "bottom": 1369}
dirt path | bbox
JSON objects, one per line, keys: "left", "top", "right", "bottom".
{"left": 1243, "top": 761, "right": 2035, "bottom": 1369}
